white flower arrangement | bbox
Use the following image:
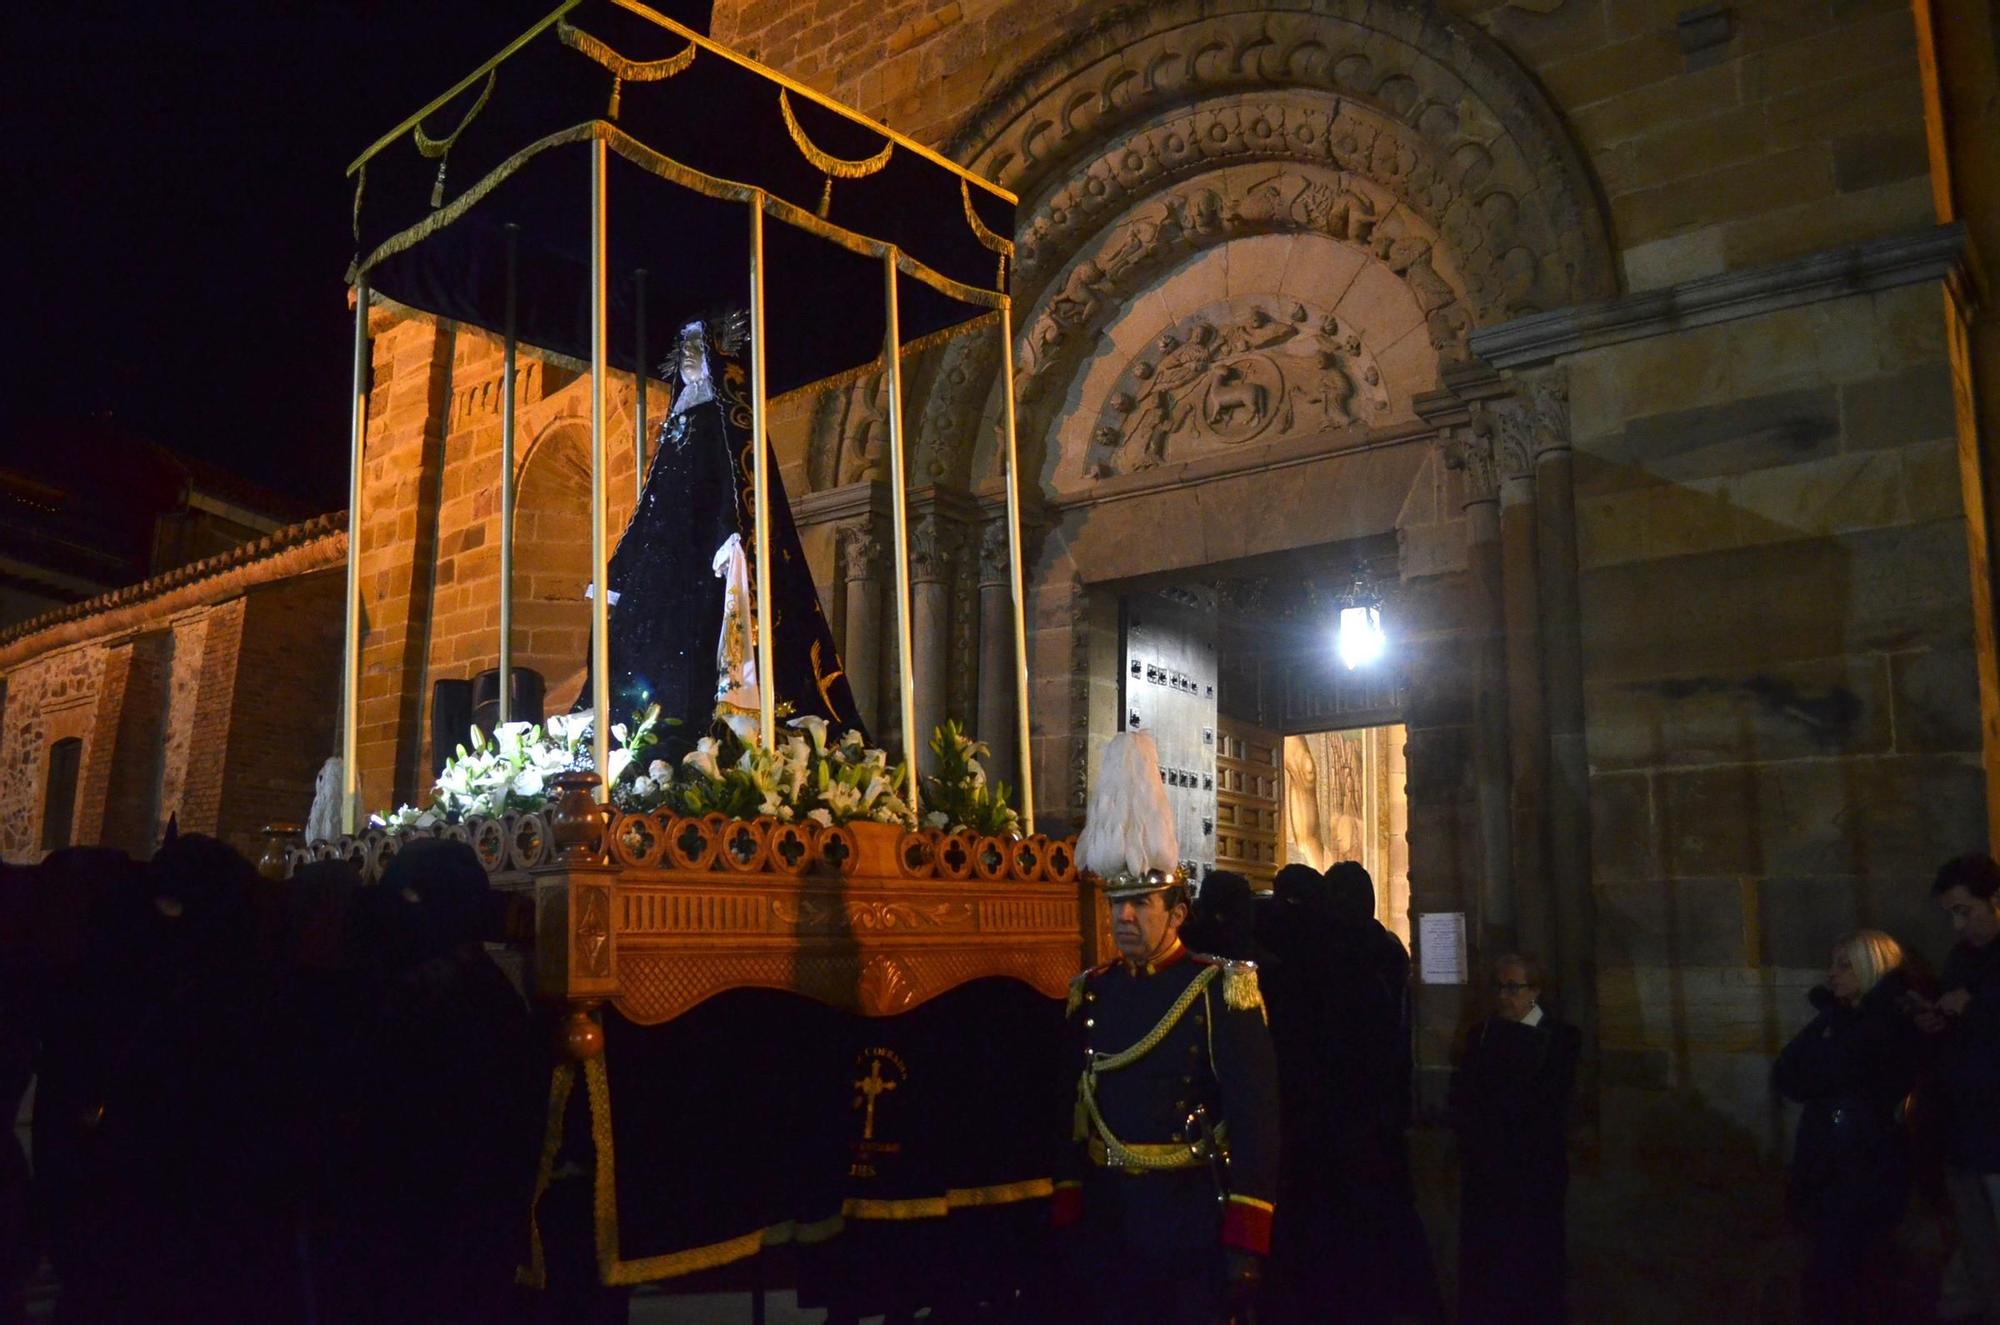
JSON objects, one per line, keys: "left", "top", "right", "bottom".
{"left": 367, "top": 704, "right": 1018, "bottom": 842}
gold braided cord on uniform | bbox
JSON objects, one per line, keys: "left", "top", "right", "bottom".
{"left": 557, "top": 17, "right": 696, "bottom": 118}
{"left": 1074, "top": 965, "right": 1219, "bottom": 1170}
{"left": 780, "top": 88, "right": 893, "bottom": 216}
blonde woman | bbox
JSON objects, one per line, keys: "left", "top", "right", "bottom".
{"left": 1774, "top": 929, "right": 1929, "bottom": 1324}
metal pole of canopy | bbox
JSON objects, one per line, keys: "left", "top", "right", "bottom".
{"left": 588, "top": 138, "right": 612, "bottom": 795}
{"left": 341, "top": 276, "right": 370, "bottom": 834}
{"left": 633, "top": 268, "right": 648, "bottom": 508}
{"left": 498, "top": 224, "right": 519, "bottom": 727}
{"left": 997, "top": 302, "right": 1034, "bottom": 834}
{"left": 748, "top": 198, "right": 776, "bottom": 751}
{"left": 881, "top": 250, "right": 921, "bottom": 821}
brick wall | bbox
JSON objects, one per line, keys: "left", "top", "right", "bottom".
{"left": 214, "top": 573, "right": 344, "bottom": 859}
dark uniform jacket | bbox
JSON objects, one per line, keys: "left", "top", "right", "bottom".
{"left": 1052, "top": 939, "right": 1281, "bottom": 1256}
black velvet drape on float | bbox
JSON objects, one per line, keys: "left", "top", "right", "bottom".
{"left": 574, "top": 337, "right": 865, "bottom": 751}
{"left": 535, "top": 980, "right": 1066, "bottom": 1293}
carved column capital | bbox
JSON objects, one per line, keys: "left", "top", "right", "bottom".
{"left": 1443, "top": 428, "right": 1500, "bottom": 506}
{"left": 1471, "top": 397, "right": 1539, "bottom": 486}
{"left": 1523, "top": 366, "right": 1572, "bottom": 461}
{"left": 910, "top": 513, "right": 965, "bottom": 585}
{"left": 978, "top": 520, "right": 1018, "bottom": 588}
{"left": 836, "top": 521, "right": 886, "bottom": 583}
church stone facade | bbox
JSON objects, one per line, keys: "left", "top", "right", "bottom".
{"left": 6, "top": 3, "right": 1998, "bottom": 1283}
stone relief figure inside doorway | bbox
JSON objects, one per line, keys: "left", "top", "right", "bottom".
{"left": 1283, "top": 732, "right": 1369, "bottom": 872}
{"left": 1283, "top": 735, "right": 1329, "bottom": 870}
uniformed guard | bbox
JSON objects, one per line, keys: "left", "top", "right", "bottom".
{"left": 1051, "top": 731, "right": 1281, "bottom": 1325}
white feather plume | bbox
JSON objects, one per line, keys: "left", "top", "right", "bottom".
{"left": 1075, "top": 730, "right": 1180, "bottom": 877}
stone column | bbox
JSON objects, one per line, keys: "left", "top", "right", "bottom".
{"left": 1487, "top": 398, "right": 1554, "bottom": 969}
{"left": 910, "top": 513, "right": 962, "bottom": 777}
{"left": 975, "top": 521, "right": 1018, "bottom": 789}
{"left": 1528, "top": 370, "right": 1597, "bottom": 1066}
{"left": 836, "top": 522, "right": 885, "bottom": 737}
{"left": 1448, "top": 429, "right": 1515, "bottom": 952}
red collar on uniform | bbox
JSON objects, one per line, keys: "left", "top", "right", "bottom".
{"left": 1120, "top": 937, "right": 1189, "bottom": 977}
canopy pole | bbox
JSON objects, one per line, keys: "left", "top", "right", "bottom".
{"left": 633, "top": 268, "right": 648, "bottom": 507}
{"left": 498, "top": 224, "right": 519, "bottom": 727}
{"left": 748, "top": 198, "right": 776, "bottom": 751}
{"left": 997, "top": 301, "right": 1033, "bottom": 834}
{"left": 341, "top": 276, "right": 370, "bottom": 835}
{"left": 589, "top": 137, "right": 612, "bottom": 795}
{"left": 881, "top": 250, "right": 921, "bottom": 822}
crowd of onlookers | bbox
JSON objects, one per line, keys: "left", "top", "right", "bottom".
{"left": 4, "top": 833, "right": 1997, "bottom": 1324}
{"left": 1773, "top": 853, "right": 2000, "bottom": 1325}
{"left": 1, "top": 833, "right": 547, "bottom": 1325}
{"left": 1183, "top": 863, "right": 1577, "bottom": 1325}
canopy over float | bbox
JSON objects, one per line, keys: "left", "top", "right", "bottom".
{"left": 338, "top": 0, "right": 1030, "bottom": 828}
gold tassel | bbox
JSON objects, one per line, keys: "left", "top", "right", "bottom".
{"left": 819, "top": 176, "right": 833, "bottom": 219}
{"left": 608, "top": 75, "right": 623, "bottom": 120}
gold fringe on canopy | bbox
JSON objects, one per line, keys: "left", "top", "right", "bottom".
{"left": 960, "top": 177, "right": 1014, "bottom": 287}
{"left": 779, "top": 86, "right": 892, "bottom": 216}
{"left": 557, "top": 16, "right": 695, "bottom": 118}
{"left": 414, "top": 69, "right": 497, "bottom": 207}
{"left": 350, "top": 121, "right": 1007, "bottom": 314}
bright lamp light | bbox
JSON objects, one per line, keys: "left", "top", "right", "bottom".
{"left": 1336, "top": 603, "right": 1385, "bottom": 669}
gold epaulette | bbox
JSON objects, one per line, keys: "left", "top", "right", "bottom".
{"left": 1218, "top": 959, "right": 1265, "bottom": 1020}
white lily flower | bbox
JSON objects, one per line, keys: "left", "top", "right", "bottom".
{"left": 684, "top": 738, "right": 723, "bottom": 781}
{"left": 925, "top": 810, "right": 950, "bottom": 830}
{"left": 789, "top": 714, "right": 829, "bottom": 755}
{"left": 607, "top": 748, "right": 634, "bottom": 785}
{"left": 649, "top": 759, "right": 673, "bottom": 781}
{"left": 806, "top": 807, "right": 833, "bottom": 828}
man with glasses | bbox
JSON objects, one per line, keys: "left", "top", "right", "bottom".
{"left": 1449, "top": 954, "right": 1580, "bottom": 1325}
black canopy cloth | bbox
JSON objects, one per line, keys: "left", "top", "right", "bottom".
{"left": 345, "top": 0, "right": 1014, "bottom": 392}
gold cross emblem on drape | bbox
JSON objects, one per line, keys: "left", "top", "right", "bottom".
{"left": 853, "top": 1059, "right": 898, "bottom": 1139}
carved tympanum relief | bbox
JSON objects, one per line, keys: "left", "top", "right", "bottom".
{"left": 1080, "top": 296, "right": 1391, "bottom": 478}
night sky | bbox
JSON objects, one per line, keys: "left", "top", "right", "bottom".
{"left": 8, "top": 1, "right": 557, "bottom": 513}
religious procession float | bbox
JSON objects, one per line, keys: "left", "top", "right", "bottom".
{"left": 292, "top": 0, "right": 1096, "bottom": 1304}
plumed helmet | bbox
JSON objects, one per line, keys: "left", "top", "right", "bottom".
{"left": 1075, "top": 730, "right": 1185, "bottom": 899}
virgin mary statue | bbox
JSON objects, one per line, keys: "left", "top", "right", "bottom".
{"left": 578, "top": 310, "right": 865, "bottom": 756}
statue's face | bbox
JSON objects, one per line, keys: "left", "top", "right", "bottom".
{"left": 678, "top": 328, "right": 709, "bottom": 387}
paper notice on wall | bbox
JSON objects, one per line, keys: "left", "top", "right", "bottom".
{"left": 1417, "top": 912, "right": 1468, "bottom": 985}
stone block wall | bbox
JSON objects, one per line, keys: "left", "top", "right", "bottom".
{"left": 1567, "top": 278, "right": 1981, "bottom": 1145}
{"left": 715, "top": 0, "right": 1934, "bottom": 284}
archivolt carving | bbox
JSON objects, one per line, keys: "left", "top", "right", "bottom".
{"left": 859, "top": 1, "right": 1612, "bottom": 495}
{"left": 950, "top": 0, "right": 1610, "bottom": 309}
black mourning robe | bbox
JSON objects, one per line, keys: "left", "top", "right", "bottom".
{"left": 579, "top": 345, "right": 864, "bottom": 753}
